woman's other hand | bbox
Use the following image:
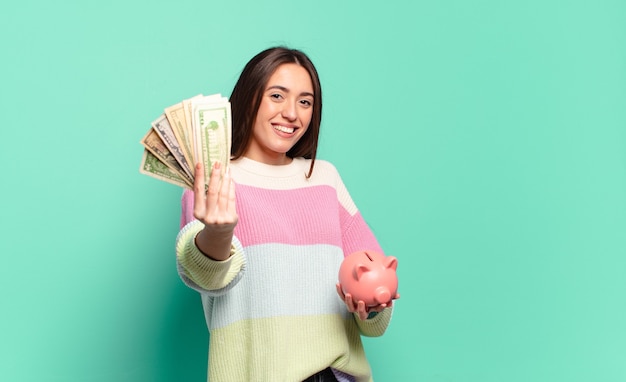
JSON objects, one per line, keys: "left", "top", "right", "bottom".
{"left": 335, "top": 283, "right": 396, "bottom": 321}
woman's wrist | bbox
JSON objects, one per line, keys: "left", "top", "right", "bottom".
{"left": 194, "top": 228, "right": 234, "bottom": 261}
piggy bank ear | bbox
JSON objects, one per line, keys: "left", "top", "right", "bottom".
{"left": 353, "top": 264, "right": 370, "bottom": 280}
{"left": 385, "top": 256, "right": 398, "bottom": 271}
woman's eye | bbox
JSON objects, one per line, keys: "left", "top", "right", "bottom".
{"left": 270, "top": 93, "right": 283, "bottom": 100}
{"left": 300, "top": 99, "right": 313, "bottom": 107}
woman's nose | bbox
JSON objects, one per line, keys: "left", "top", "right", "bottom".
{"left": 281, "top": 100, "right": 297, "bottom": 121}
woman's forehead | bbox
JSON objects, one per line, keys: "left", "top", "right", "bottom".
{"left": 266, "top": 63, "right": 314, "bottom": 93}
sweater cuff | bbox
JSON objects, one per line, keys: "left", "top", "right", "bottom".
{"left": 355, "top": 307, "right": 393, "bottom": 337}
{"left": 176, "top": 220, "right": 246, "bottom": 291}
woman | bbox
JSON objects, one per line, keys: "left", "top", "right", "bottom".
{"left": 176, "top": 47, "right": 396, "bottom": 381}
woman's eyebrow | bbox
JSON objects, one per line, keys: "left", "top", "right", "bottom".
{"left": 267, "top": 85, "right": 314, "bottom": 98}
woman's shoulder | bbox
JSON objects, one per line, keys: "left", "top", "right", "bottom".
{"left": 304, "top": 157, "right": 339, "bottom": 174}
{"left": 303, "top": 158, "right": 345, "bottom": 184}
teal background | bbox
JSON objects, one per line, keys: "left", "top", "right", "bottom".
{"left": 1, "top": 0, "right": 625, "bottom": 381}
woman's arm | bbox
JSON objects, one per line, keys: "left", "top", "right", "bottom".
{"left": 176, "top": 161, "right": 246, "bottom": 292}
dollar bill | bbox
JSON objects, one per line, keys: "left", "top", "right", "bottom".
{"left": 191, "top": 98, "right": 231, "bottom": 184}
{"left": 182, "top": 97, "right": 200, "bottom": 163}
{"left": 165, "top": 94, "right": 203, "bottom": 170}
{"left": 151, "top": 113, "right": 193, "bottom": 179}
{"left": 185, "top": 94, "right": 224, "bottom": 164}
{"left": 140, "top": 93, "right": 231, "bottom": 189}
{"left": 139, "top": 149, "right": 192, "bottom": 189}
{"left": 140, "top": 128, "right": 193, "bottom": 185}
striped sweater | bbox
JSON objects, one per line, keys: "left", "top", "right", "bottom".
{"left": 176, "top": 157, "right": 392, "bottom": 382}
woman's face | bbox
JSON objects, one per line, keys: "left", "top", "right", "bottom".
{"left": 245, "top": 63, "right": 314, "bottom": 165}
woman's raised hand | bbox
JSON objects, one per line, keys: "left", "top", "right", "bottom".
{"left": 193, "top": 161, "right": 238, "bottom": 260}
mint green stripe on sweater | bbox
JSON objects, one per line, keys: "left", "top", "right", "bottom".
{"left": 203, "top": 242, "right": 350, "bottom": 330}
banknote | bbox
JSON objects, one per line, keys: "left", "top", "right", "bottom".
{"left": 167, "top": 94, "right": 205, "bottom": 167}
{"left": 182, "top": 97, "right": 200, "bottom": 162}
{"left": 139, "top": 149, "right": 192, "bottom": 189}
{"left": 191, "top": 96, "right": 231, "bottom": 183}
{"left": 140, "top": 128, "right": 193, "bottom": 186}
{"left": 164, "top": 101, "right": 194, "bottom": 173}
{"left": 151, "top": 113, "right": 193, "bottom": 179}
{"left": 139, "top": 93, "right": 232, "bottom": 189}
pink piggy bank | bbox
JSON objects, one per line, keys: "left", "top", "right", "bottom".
{"left": 339, "top": 250, "right": 399, "bottom": 307}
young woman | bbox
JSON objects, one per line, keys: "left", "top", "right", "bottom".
{"left": 176, "top": 47, "right": 396, "bottom": 382}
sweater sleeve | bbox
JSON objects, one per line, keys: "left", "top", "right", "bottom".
{"left": 334, "top": 171, "right": 384, "bottom": 256}
{"left": 175, "top": 220, "right": 246, "bottom": 294}
{"left": 354, "top": 307, "right": 393, "bottom": 337}
{"left": 332, "top": 169, "right": 395, "bottom": 336}
{"left": 180, "top": 189, "right": 195, "bottom": 229}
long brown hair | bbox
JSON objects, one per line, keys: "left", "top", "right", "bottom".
{"left": 229, "top": 47, "right": 323, "bottom": 177}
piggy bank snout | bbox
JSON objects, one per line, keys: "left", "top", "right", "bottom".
{"left": 374, "top": 286, "right": 391, "bottom": 305}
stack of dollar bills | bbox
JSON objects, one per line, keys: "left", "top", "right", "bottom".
{"left": 139, "top": 94, "right": 232, "bottom": 189}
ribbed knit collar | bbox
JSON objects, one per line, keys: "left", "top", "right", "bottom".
{"left": 233, "top": 156, "right": 308, "bottom": 178}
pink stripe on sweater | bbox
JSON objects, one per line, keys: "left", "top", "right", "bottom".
{"left": 234, "top": 184, "right": 343, "bottom": 247}
{"left": 180, "top": 185, "right": 383, "bottom": 255}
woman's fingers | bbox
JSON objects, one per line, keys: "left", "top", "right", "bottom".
{"left": 193, "top": 163, "right": 207, "bottom": 218}
{"left": 337, "top": 283, "right": 395, "bottom": 319}
{"left": 356, "top": 300, "right": 368, "bottom": 320}
{"left": 227, "top": 171, "right": 237, "bottom": 216}
{"left": 335, "top": 283, "right": 346, "bottom": 300}
{"left": 205, "top": 162, "right": 223, "bottom": 215}
{"left": 344, "top": 293, "right": 355, "bottom": 312}
{"left": 193, "top": 161, "right": 238, "bottom": 226}
{"left": 217, "top": 166, "right": 232, "bottom": 215}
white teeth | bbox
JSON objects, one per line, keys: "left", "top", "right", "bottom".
{"left": 273, "top": 125, "right": 295, "bottom": 134}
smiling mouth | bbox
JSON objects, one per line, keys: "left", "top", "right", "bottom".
{"left": 272, "top": 124, "right": 296, "bottom": 134}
